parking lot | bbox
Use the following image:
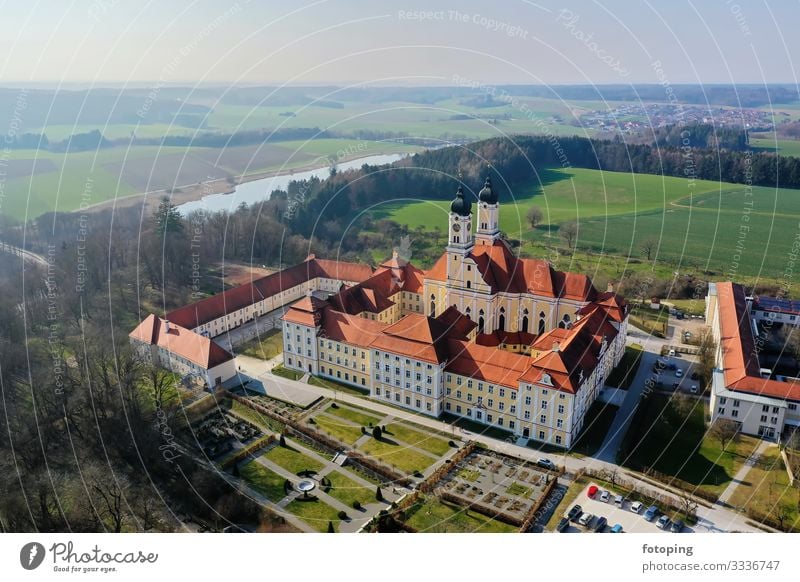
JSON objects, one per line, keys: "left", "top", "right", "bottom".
{"left": 557, "top": 483, "right": 694, "bottom": 533}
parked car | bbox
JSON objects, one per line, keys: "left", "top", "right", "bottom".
{"left": 537, "top": 458, "right": 556, "bottom": 471}
{"left": 610, "top": 523, "right": 624, "bottom": 533}
{"left": 587, "top": 485, "right": 599, "bottom": 498}
{"left": 556, "top": 517, "right": 570, "bottom": 532}
{"left": 675, "top": 369, "right": 684, "bottom": 377}
{"left": 670, "top": 520, "right": 684, "bottom": 533}
{"left": 667, "top": 363, "right": 677, "bottom": 370}
{"left": 672, "top": 382, "right": 680, "bottom": 389}
{"left": 668, "top": 349, "right": 676, "bottom": 357}
{"left": 690, "top": 385, "right": 698, "bottom": 394}
{"left": 644, "top": 505, "right": 659, "bottom": 521}
{"left": 578, "top": 512, "right": 595, "bottom": 527}
{"left": 600, "top": 490, "right": 610, "bottom": 503}
{"left": 656, "top": 515, "right": 671, "bottom": 530}
{"left": 567, "top": 504, "right": 583, "bottom": 522}
{"left": 630, "top": 501, "right": 643, "bottom": 514}
{"left": 614, "top": 494, "right": 624, "bottom": 507}
{"left": 593, "top": 516, "right": 608, "bottom": 532}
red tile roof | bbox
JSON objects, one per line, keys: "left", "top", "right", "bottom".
{"left": 425, "top": 239, "right": 596, "bottom": 301}
{"left": 130, "top": 314, "right": 234, "bottom": 369}
{"left": 715, "top": 282, "right": 800, "bottom": 402}
{"left": 445, "top": 339, "right": 530, "bottom": 389}
{"left": 166, "top": 257, "right": 373, "bottom": 329}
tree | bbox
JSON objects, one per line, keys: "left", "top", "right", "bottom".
{"left": 559, "top": 220, "right": 578, "bottom": 249}
{"left": 146, "top": 366, "right": 177, "bottom": 412}
{"left": 153, "top": 196, "right": 184, "bottom": 234}
{"left": 677, "top": 490, "right": 698, "bottom": 520}
{"left": 327, "top": 520, "right": 335, "bottom": 533}
{"left": 709, "top": 418, "right": 740, "bottom": 450}
{"left": 279, "top": 434, "right": 286, "bottom": 447}
{"left": 640, "top": 238, "right": 658, "bottom": 261}
{"left": 672, "top": 392, "right": 695, "bottom": 418}
{"left": 376, "top": 486, "right": 384, "bottom": 502}
{"left": 526, "top": 206, "right": 543, "bottom": 229}
{"left": 372, "top": 426, "right": 382, "bottom": 440}
{"left": 696, "top": 330, "right": 717, "bottom": 386}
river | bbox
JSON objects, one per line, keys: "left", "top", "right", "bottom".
{"left": 177, "top": 153, "right": 408, "bottom": 215}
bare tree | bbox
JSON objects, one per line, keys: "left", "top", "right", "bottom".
{"left": 640, "top": 238, "right": 658, "bottom": 261}
{"left": 147, "top": 366, "right": 178, "bottom": 413}
{"left": 559, "top": 220, "right": 579, "bottom": 249}
{"left": 677, "top": 490, "right": 698, "bottom": 520}
{"left": 709, "top": 418, "right": 740, "bottom": 450}
{"left": 526, "top": 206, "right": 544, "bottom": 229}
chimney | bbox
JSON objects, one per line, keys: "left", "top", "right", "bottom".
{"left": 306, "top": 288, "right": 313, "bottom": 297}
{"left": 164, "top": 320, "right": 170, "bottom": 333}
{"left": 607, "top": 281, "right": 614, "bottom": 293}
{"left": 552, "top": 341, "right": 560, "bottom": 352}
{"left": 392, "top": 248, "right": 399, "bottom": 260}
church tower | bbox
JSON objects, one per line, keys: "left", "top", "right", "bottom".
{"left": 447, "top": 185, "right": 473, "bottom": 254}
{"left": 475, "top": 176, "right": 500, "bottom": 244}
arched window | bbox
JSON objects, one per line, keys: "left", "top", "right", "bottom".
{"left": 538, "top": 311, "right": 546, "bottom": 335}
{"left": 465, "top": 307, "right": 471, "bottom": 320}
{"left": 498, "top": 307, "right": 506, "bottom": 332}
{"left": 521, "top": 308, "right": 529, "bottom": 334}
{"left": 430, "top": 294, "right": 436, "bottom": 318}
{"left": 478, "top": 309, "right": 485, "bottom": 335}
{"left": 466, "top": 280, "right": 471, "bottom": 289}
{"left": 559, "top": 314, "right": 571, "bottom": 329}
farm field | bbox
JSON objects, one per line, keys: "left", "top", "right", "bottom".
{"left": 0, "top": 138, "right": 418, "bottom": 220}
{"left": 750, "top": 137, "right": 800, "bottom": 157}
{"left": 368, "top": 166, "right": 800, "bottom": 281}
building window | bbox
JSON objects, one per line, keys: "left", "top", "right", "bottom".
{"left": 557, "top": 404, "right": 565, "bottom": 414}
{"left": 456, "top": 390, "right": 462, "bottom": 399}
{"left": 540, "top": 414, "right": 547, "bottom": 423}
{"left": 555, "top": 435, "right": 562, "bottom": 445}
{"left": 731, "top": 409, "right": 739, "bottom": 418}
{"left": 524, "top": 411, "right": 530, "bottom": 420}
{"left": 499, "top": 402, "right": 505, "bottom": 411}
{"left": 525, "top": 396, "right": 531, "bottom": 405}
{"left": 456, "top": 405, "right": 462, "bottom": 414}
{"left": 717, "top": 406, "right": 725, "bottom": 415}
{"left": 557, "top": 419, "right": 563, "bottom": 428}
{"left": 446, "top": 402, "right": 451, "bottom": 411}
{"left": 509, "top": 420, "right": 516, "bottom": 430}
{"left": 541, "top": 401, "right": 548, "bottom": 410}
{"left": 539, "top": 431, "right": 545, "bottom": 440}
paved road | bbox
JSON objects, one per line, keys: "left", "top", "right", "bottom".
{"left": 0, "top": 241, "right": 48, "bottom": 267}
{"left": 252, "top": 364, "right": 763, "bottom": 532}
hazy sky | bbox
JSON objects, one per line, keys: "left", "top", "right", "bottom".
{"left": 0, "top": 0, "right": 798, "bottom": 86}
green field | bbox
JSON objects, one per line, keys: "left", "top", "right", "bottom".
{"left": 285, "top": 498, "right": 343, "bottom": 532}
{"left": 620, "top": 394, "right": 759, "bottom": 498}
{"left": 262, "top": 442, "right": 324, "bottom": 475}
{"left": 312, "top": 414, "right": 364, "bottom": 445}
{"left": 235, "top": 329, "right": 284, "bottom": 360}
{"left": 384, "top": 423, "right": 451, "bottom": 456}
{"left": 324, "top": 470, "right": 375, "bottom": 508}
{"left": 359, "top": 436, "right": 436, "bottom": 474}
{"left": 239, "top": 460, "right": 288, "bottom": 502}
{"left": 750, "top": 137, "right": 800, "bottom": 157}
{"left": 324, "top": 404, "right": 381, "bottom": 427}
{"left": 370, "top": 166, "right": 800, "bottom": 282}
{"left": 404, "top": 496, "right": 517, "bottom": 533}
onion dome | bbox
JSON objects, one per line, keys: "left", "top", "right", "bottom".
{"left": 478, "top": 176, "right": 498, "bottom": 204}
{"left": 450, "top": 185, "right": 471, "bottom": 216}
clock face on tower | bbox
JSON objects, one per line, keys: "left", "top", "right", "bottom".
{"left": 452, "top": 223, "right": 461, "bottom": 232}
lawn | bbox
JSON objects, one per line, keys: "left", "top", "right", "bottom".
{"left": 324, "top": 470, "right": 375, "bottom": 508}
{"left": 628, "top": 306, "right": 669, "bottom": 338}
{"left": 456, "top": 467, "right": 481, "bottom": 482}
{"left": 727, "top": 446, "right": 800, "bottom": 532}
{"left": 605, "top": 344, "right": 644, "bottom": 390}
{"left": 271, "top": 365, "right": 303, "bottom": 381}
{"left": 359, "top": 436, "right": 437, "bottom": 474}
{"left": 262, "top": 443, "right": 324, "bottom": 475}
{"left": 238, "top": 460, "right": 288, "bottom": 502}
{"left": 227, "top": 398, "right": 285, "bottom": 433}
{"left": 667, "top": 298, "right": 707, "bottom": 316}
{"left": 750, "top": 136, "right": 800, "bottom": 157}
{"left": 506, "top": 482, "right": 533, "bottom": 498}
{"left": 384, "top": 422, "right": 452, "bottom": 456}
{"left": 571, "top": 402, "right": 619, "bottom": 457}
{"left": 285, "top": 498, "right": 343, "bottom": 532}
{"left": 235, "top": 329, "right": 283, "bottom": 360}
{"left": 312, "top": 414, "right": 365, "bottom": 445}
{"left": 404, "top": 496, "right": 517, "bottom": 533}
{"left": 619, "top": 394, "right": 759, "bottom": 498}
{"left": 325, "top": 404, "right": 381, "bottom": 427}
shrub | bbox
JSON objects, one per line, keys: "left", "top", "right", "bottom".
{"left": 352, "top": 500, "right": 362, "bottom": 510}
{"left": 338, "top": 510, "right": 348, "bottom": 520}
{"left": 372, "top": 426, "right": 382, "bottom": 440}
{"left": 361, "top": 426, "right": 367, "bottom": 434}
{"left": 327, "top": 521, "right": 335, "bottom": 533}
{"left": 309, "top": 418, "right": 316, "bottom": 425}
{"left": 376, "top": 486, "right": 384, "bottom": 501}
{"left": 279, "top": 434, "right": 286, "bottom": 447}
{"left": 448, "top": 440, "right": 457, "bottom": 447}
{"left": 331, "top": 402, "right": 339, "bottom": 409}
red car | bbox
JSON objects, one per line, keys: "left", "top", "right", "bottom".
{"left": 587, "top": 485, "right": 599, "bottom": 498}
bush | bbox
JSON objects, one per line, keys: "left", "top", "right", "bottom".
{"left": 372, "top": 426, "right": 382, "bottom": 440}
{"left": 309, "top": 418, "right": 316, "bottom": 425}
{"left": 331, "top": 402, "right": 339, "bottom": 409}
{"left": 352, "top": 500, "right": 362, "bottom": 510}
{"left": 279, "top": 434, "right": 286, "bottom": 447}
{"left": 376, "top": 486, "right": 384, "bottom": 502}
{"left": 327, "top": 521, "right": 335, "bottom": 533}
{"left": 448, "top": 440, "right": 457, "bottom": 447}
{"left": 337, "top": 510, "right": 348, "bottom": 520}
{"left": 361, "top": 426, "right": 367, "bottom": 434}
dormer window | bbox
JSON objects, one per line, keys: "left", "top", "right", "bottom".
{"left": 541, "top": 373, "right": 552, "bottom": 386}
